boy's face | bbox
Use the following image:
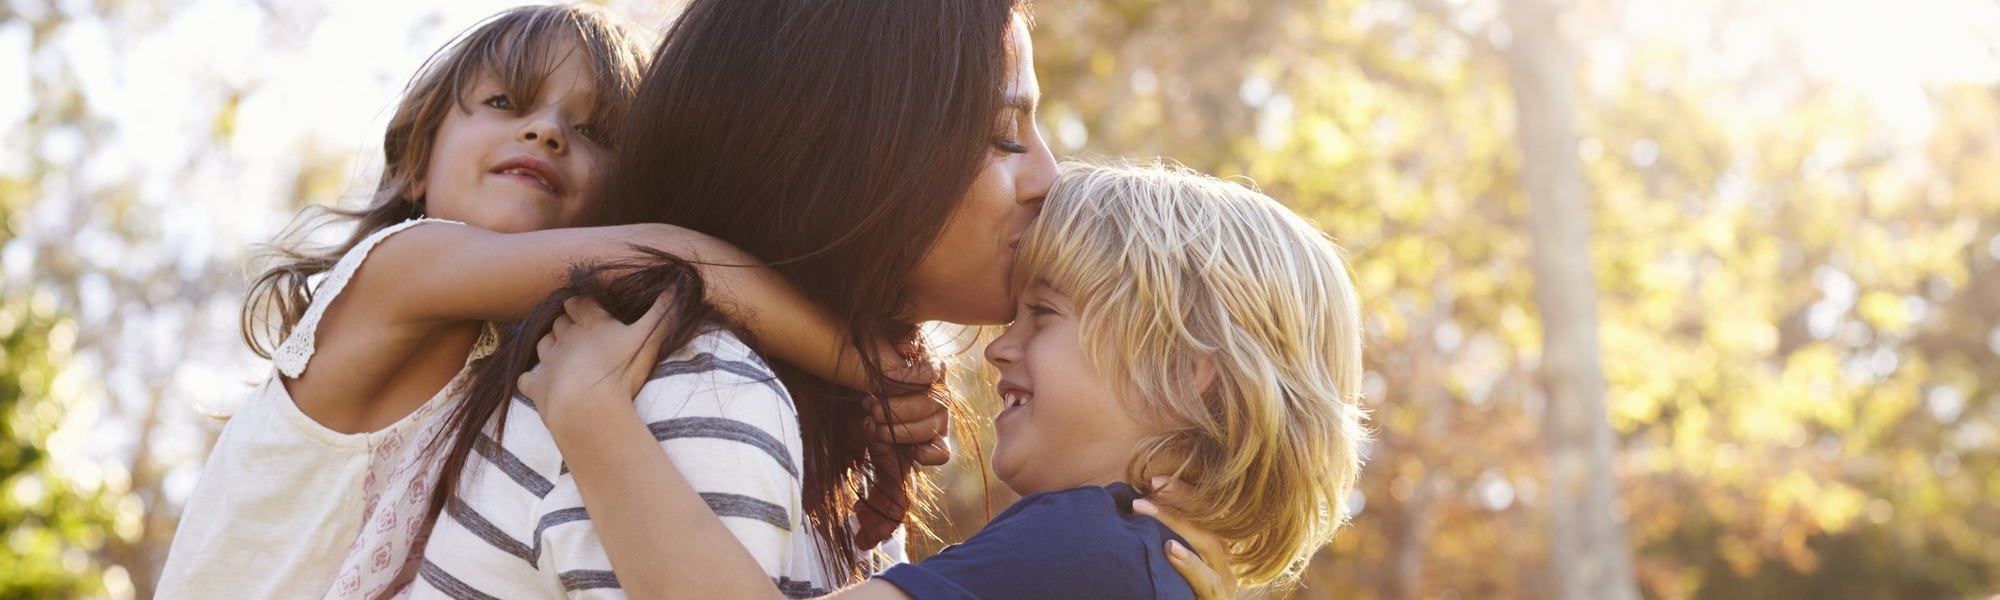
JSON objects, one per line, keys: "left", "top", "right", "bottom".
{"left": 418, "top": 38, "right": 609, "bottom": 233}
{"left": 984, "top": 283, "right": 1157, "bottom": 495}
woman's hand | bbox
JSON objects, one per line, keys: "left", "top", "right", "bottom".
{"left": 517, "top": 294, "right": 678, "bottom": 437}
{"left": 1133, "top": 477, "right": 1240, "bottom": 599}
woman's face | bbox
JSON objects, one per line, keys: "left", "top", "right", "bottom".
{"left": 904, "top": 18, "right": 1059, "bottom": 325}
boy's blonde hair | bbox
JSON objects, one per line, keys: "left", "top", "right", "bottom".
{"left": 1012, "top": 160, "right": 1368, "bottom": 588}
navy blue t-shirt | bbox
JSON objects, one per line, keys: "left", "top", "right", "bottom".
{"left": 877, "top": 483, "right": 1197, "bottom": 600}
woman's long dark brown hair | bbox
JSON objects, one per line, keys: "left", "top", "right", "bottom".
{"left": 426, "top": 0, "right": 1023, "bottom": 582}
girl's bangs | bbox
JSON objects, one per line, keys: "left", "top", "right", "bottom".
{"left": 441, "top": 8, "right": 642, "bottom": 140}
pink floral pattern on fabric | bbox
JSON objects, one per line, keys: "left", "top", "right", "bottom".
{"left": 324, "top": 377, "right": 470, "bottom": 600}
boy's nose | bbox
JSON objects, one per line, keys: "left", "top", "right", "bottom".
{"left": 984, "top": 326, "right": 1021, "bottom": 367}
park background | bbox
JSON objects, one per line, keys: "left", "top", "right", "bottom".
{"left": 4, "top": 0, "right": 1999, "bottom": 598}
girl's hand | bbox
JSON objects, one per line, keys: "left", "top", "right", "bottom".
{"left": 851, "top": 356, "right": 951, "bottom": 549}
{"left": 864, "top": 355, "right": 952, "bottom": 466}
{"left": 1134, "top": 478, "right": 1240, "bottom": 600}
{"left": 518, "top": 294, "right": 678, "bottom": 436}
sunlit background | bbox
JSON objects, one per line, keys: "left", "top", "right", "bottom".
{"left": 4, "top": 0, "right": 1998, "bottom": 598}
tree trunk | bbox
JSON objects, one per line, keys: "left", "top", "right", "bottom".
{"left": 1499, "top": 1, "right": 1640, "bottom": 599}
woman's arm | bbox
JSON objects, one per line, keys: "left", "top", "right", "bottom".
{"left": 519, "top": 296, "right": 910, "bottom": 600}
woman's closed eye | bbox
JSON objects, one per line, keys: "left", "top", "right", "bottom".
{"left": 992, "top": 136, "right": 1028, "bottom": 154}
{"left": 992, "top": 114, "right": 1028, "bottom": 154}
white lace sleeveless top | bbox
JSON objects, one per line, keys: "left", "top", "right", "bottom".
{"left": 158, "top": 219, "right": 499, "bottom": 600}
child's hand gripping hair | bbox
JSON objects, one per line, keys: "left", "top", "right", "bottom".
{"left": 529, "top": 293, "right": 1241, "bottom": 598}
{"left": 517, "top": 282, "right": 948, "bottom": 551}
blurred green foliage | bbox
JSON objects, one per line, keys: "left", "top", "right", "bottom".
{"left": 1, "top": 174, "right": 116, "bottom": 597}
{"left": 4, "top": 1, "right": 1998, "bottom": 599}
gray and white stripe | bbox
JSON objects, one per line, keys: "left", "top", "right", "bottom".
{"left": 409, "top": 329, "right": 855, "bottom": 599}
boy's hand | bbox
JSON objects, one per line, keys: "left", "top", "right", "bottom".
{"left": 1134, "top": 477, "right": 1240, "bottom": 599}
{"left": 519, "top": 294, "right": 678, "bottom": 436}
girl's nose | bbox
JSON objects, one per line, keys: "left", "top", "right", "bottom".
{"left": 519, "top": 120, "right": 565, "bottom": 154}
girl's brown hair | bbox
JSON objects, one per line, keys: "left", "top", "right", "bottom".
{"left": 428, "top": 0, "right": 1025, "bottom": 583}
{"left": 240, "top": 4, "right": 652, "bottom": 357}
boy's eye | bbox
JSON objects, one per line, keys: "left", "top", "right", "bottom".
{"left": 482, "top": 93, "right": 517, "bottom": 111}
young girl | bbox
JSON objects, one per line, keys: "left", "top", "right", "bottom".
{"left": 158, "top": 6, "right": 946, "bottom": 599}
{"left": 530, "top": 160, "right": 1370, "bottom": 598}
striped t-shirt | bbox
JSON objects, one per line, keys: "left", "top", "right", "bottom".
{"left": 409, "top": 328, "right": 844, "bottom": 599}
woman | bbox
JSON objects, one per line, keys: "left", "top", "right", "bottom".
{"left": 409, "top": 0, "right": 1058, "bottom": 597}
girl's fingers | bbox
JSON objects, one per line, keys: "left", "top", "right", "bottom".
{"left": 1165, "top": 540, "right": 1231, "bottom": 600}
{"left": 561, "top": 295, "right": 601, "bottom": 324}
{"left": 535, "top": 332, "right": 557, "bottom": 359}
{"left": 867, "top": 409, "right": 949, "bottom": 445}
{"left": 550, "top": 312, "right": 574, "bottom": 343}
{"left": 871, "top": 390, "right": 947, "bottom": 427}
{"left": 1134, "top": 483, "right": 1237, "bottom": 596}
{"left": 636, "top": 292, "right": 676, "bottom": 331}
{"left": 909, "top": 438, "right": 951, "bottom": 466}
{"left": 621, "top": 294, "right": 679, "bottom": 388}
{"left": 517, "top": 367, "right": 541, "bottom": 402}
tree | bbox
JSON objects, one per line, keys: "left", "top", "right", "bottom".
{"left": 1500, "top": 0, "right": 1641, "bottom": 597}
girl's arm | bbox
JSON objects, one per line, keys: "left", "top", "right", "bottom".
{"left": 358, "top": 222, "right": 874, "bottom": 389}
{"left": 370, "top": 222, "right": 952, "bottom": 449}
{"left": 518, "top": 296, "right": 910, "bottom": 600}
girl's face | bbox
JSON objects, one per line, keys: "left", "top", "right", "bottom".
{"left": 418, "top": 38, "right": 611, "bottom": 233}
{"left": 904, "top": 18, "right": 1059, "bottom": 325}
{"left": 983, "top": 284, "right": 1158, "bottom": 495}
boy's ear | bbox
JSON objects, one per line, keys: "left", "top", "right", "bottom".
{"left": 1190, "top": 358, "right": 1219, "bottom": 398}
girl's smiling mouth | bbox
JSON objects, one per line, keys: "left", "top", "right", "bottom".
{"left": 490, "top": 155, "right": 564, "bottom": 194}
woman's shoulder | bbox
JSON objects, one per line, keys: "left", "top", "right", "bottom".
{"left": 634, "top": 326, "right": 798, "bottom": 422}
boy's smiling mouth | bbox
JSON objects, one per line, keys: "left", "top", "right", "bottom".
{"left": 996, "top": 381, "right": 1032, "bottom": 424}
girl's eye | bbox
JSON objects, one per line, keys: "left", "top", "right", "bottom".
{"left": 1026, "top": 302, "right": 1057, "bottom": 317}
{"left": 577, "top": 124, "right": 612, "bottom": 146}
{"left": 482, "top": 93, "right": 516, "bottom": 111}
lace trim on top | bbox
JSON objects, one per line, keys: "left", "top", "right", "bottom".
{"left": 272, "top": 218, "right": 497, "bottom": 378}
